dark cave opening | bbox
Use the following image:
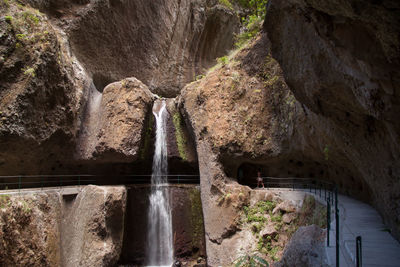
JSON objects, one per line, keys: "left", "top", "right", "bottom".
{"left": 92, "top": 73, "right": 116, "bottom": 93}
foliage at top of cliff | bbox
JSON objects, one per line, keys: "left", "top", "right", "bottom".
{"left": 219, "top": 0, "right": 269, "bottom": 47}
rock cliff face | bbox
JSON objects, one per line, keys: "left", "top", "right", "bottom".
{"left": 62, "top": 185, "right": 126, "bottom": 266}
{"left": 0, "top": 0, "right": 239, "bottom": 174}
{"left": 179, "top": 35, "right": 306, "bottom": 265}
{"left": 0, "top": 185, "right": 126, "bottom": 266}
{"left": 0, "top": 2, "right": 87, "bottom": 175}
{"left": 0, "top": 192, "right": 61, "bottom": 266}
{"left": 265, "top": 0, "right": 400, "bottom": 239}
{"left": 179, "top": 25, "right": 399, "bottom": 262}
{"left": 27, "top": 0, "right": 240, "bottom": 97}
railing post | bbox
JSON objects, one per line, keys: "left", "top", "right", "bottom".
{"left": 356, "top": 236, "right": 362, "bottom": 267}
{"left": 335, "top": 185, "right": 339, "bottom": 267}
{"left": 327, "top": 196, "right": 331, "bottom": 247}
{"left": 178, "top": 176, "right": 180, "bottom": 184}
{"left": 19, "top": 176, "right": 21, "bottom": 193}
{"left": 319, "top": 181, "right": 322, "bottom": 198}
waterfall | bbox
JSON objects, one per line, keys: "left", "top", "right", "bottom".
{"left": 146, "top": 100, "right": 174, "bottom": 267}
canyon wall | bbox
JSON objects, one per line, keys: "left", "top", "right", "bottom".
{"left": 265, "top": 0, "right": 400, "bottom": 240}
{"left": 0, "top": 0, "right": 238, "bottom": 174}
{"left": 179, "top": 26, "right": 399, "bottom": 263}
{"left": 27, "top": 0, "right": 240, "bottom": 97}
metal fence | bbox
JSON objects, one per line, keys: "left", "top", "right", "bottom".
{"left": 1, "top": 174, "right": 342, "bottom": 266}
{"left": 0, "top": 174, "right": 200, "bottom": 190}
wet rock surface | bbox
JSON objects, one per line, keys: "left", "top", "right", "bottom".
{"left": 119, "top": 185, "right": 206, "bottom": 266}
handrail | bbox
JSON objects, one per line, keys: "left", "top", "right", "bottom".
{"left": 0, "top": 174, "right": 201, "bottom": 190}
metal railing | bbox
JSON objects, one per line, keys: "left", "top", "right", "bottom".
{"left": 0, "top": 174, "right": 200, "bottom": 190}
{"left": 356, "top": 236, "right": 362, "bottom": 267}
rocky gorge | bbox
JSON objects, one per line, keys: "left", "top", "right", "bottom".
{"left": 0, "top": 0, "right": 399, "bottom": 266}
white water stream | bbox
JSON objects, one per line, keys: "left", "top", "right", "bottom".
{"left": 145, "top": 100, "right": 174, "bottom": 267}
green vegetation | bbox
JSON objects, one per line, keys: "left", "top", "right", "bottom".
{"left": 172, "top": 112, "right": 187, "bottom": 161}
{"left": 22, "top": 66, "right": 35, "bottom": 77}
{"left": 4, "top": 15, "right": 12, "bottom": 22}
{"left": 234, "top": 253, "right": 269, "bottom": 267}
{"left": 189, "top": 188, "right": 204, "bottom": 249}
{"left": 219, "top": 0, "right": 233, "bottom": 10}
{"left": 21, "top": 200, "right": 31, "bottom": 213}
{"left": 323, "top": 145, "right": 330, "bottom": 161}
{"left": 235, "top": 15, "right": 264, "bottom": 47}
{"left": 217, "top": 55, "right": 229, "bottom": 66}
{"left": 298, "top": 195, "right": 327, "bottom": 229}
{"left": 234, "top": 0, "right": 269, "bottom": 47}
{"left": 0, "top": 195, "right": 10, "bottom": 208}
{"left": 21, "top": 10, "right": 39, "bottom": 25}
{"left": 195, "top": 74, "right": 204, "bottom": 81}
{"left": 140, "top": 114, "right": 154, "bottom": 160}
{"left": 234, "top": 0, "right": 269, "bottom": 16}
{"left": 243, "top": 200, "right": 275, "bottom": 219}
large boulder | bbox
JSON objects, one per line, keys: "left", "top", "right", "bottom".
{"left": 61, "top": 185, "right": 127, "bottom": 267}
{"left": 0, "top": 185, "right": 127, "bottom": 266}
{"left": 77, "top": 77, "right": 155, "bottom": 162}
{"left": 178, "top": 34, "right": 297, "bottom": 265}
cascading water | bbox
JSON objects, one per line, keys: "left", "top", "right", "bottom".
{"left": 146, "top": 100, "right": 174, "bottom": 267}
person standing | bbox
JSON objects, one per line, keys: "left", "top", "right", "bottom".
{"left": 257, "top": 169, "right": 264, "bottom": 188}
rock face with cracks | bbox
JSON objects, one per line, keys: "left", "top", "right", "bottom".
{"left": 78, "top": 77, "right": 155, "bottom": 162}
{"left": 27, "top": 0, "right": 240, "bottom": 97}
{"left": 0, "top": 185, "right": 127, "bottom": 266}
{"left": 62, "top": 185, "right": 126, "bottom": 267}
{"left": 265, "top": 0, "right": 400, "bottom": 239}
{"left": 0, "top": 1, "right": 88, "bottom": 175}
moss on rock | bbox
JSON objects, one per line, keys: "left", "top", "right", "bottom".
{"left": 189, "top": 187, "right": 204, "bottom": 250}
{"left": 173, "top": 111, "right": 188, "bottom": 161}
